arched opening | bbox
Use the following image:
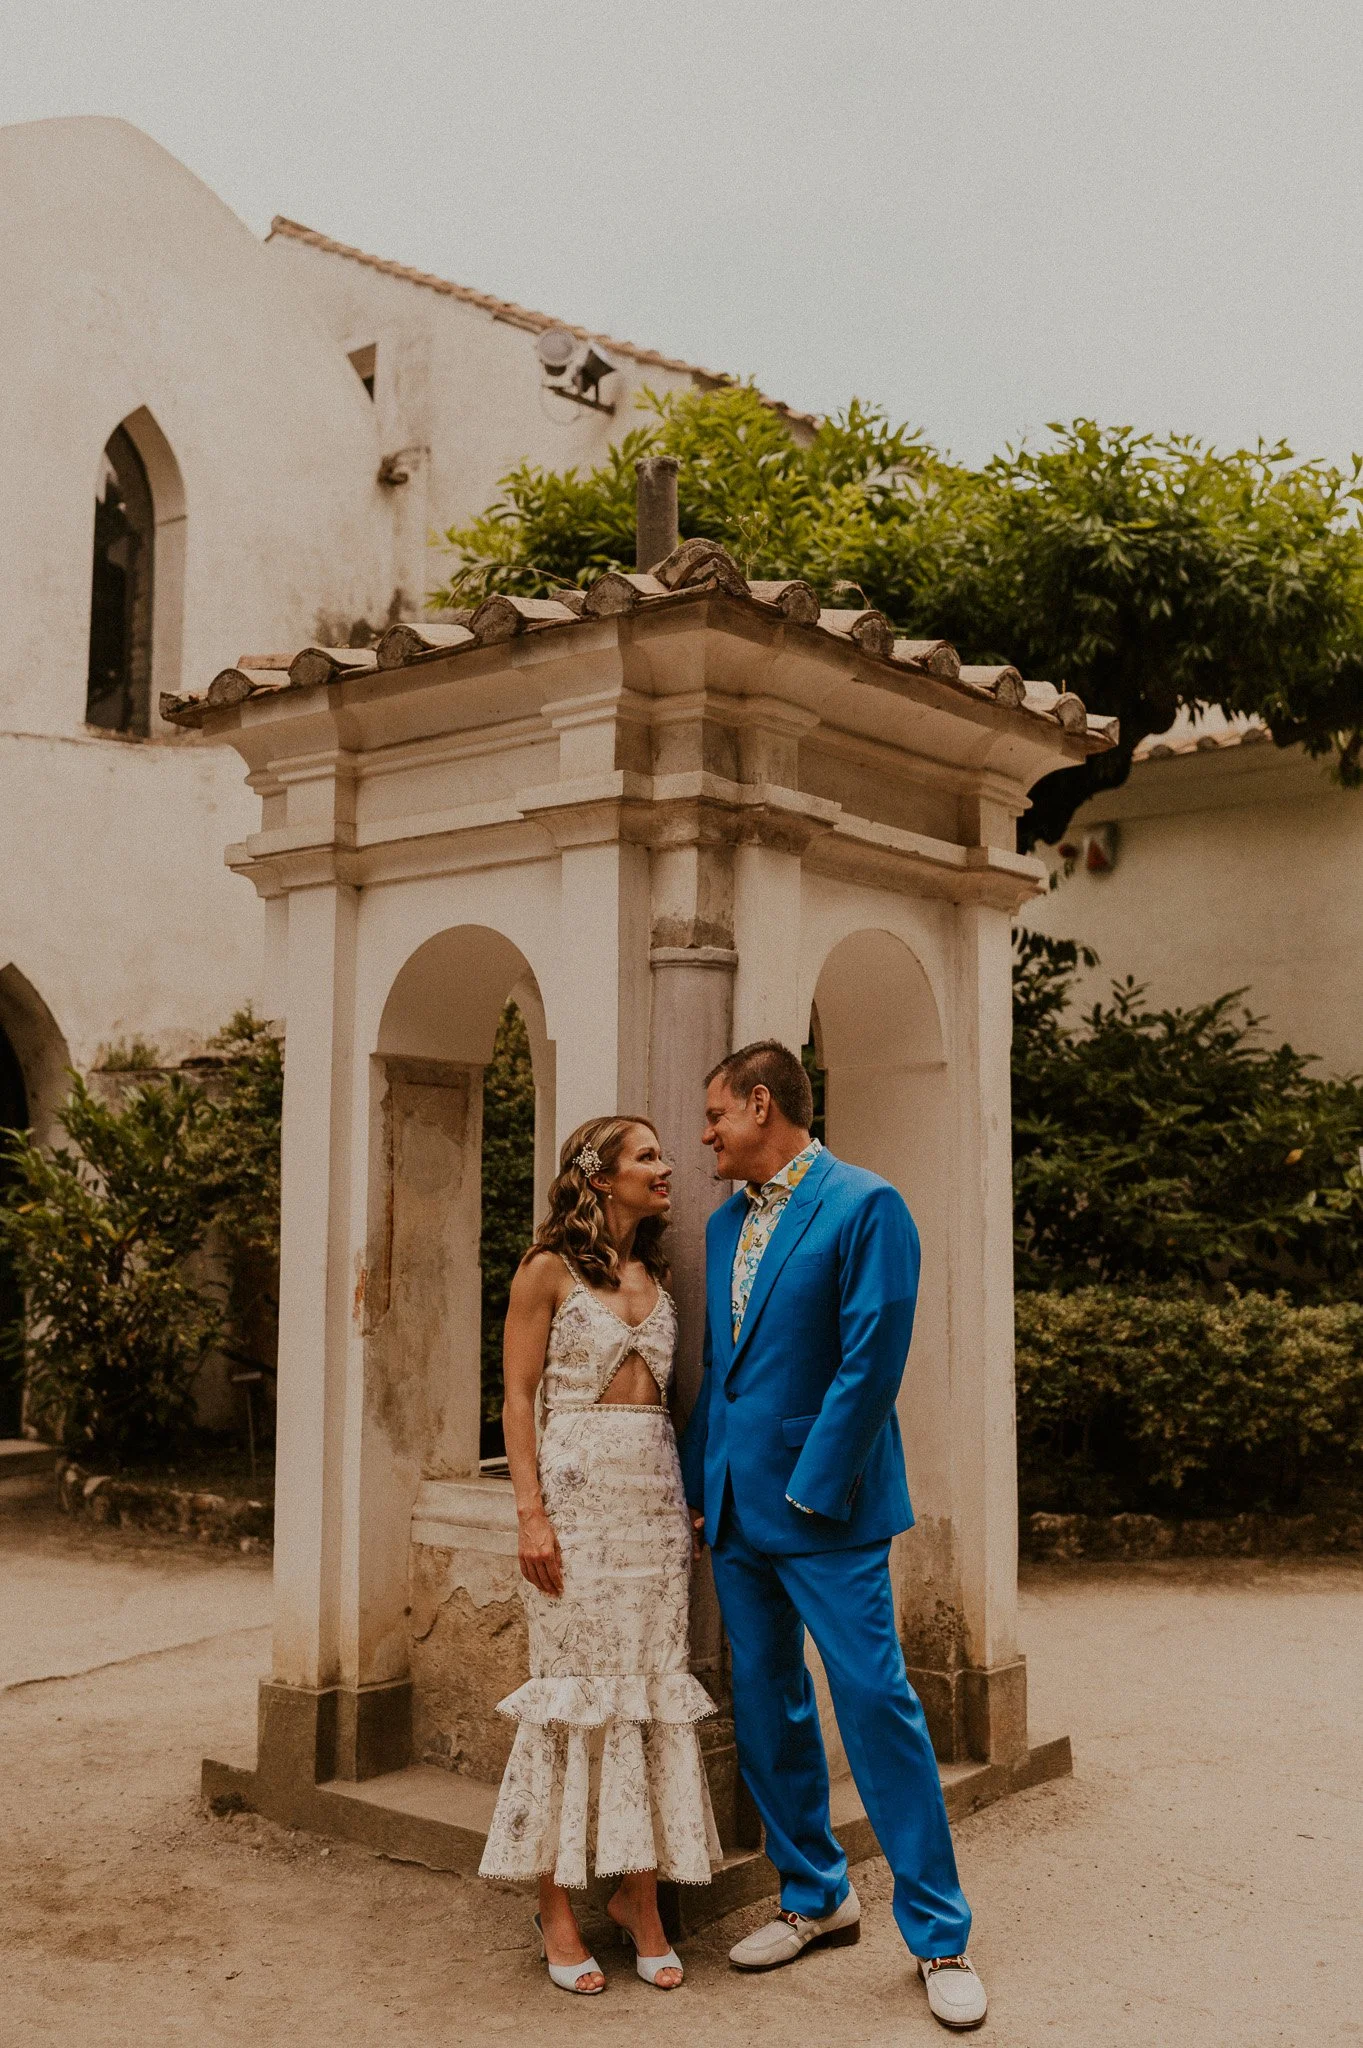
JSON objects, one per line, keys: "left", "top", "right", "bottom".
{"left": 0, "top": 1020, "right": 29, "bottom": 1436}
{"left": 371, "top": 926, "right": 555, "bottom": 1481}
{"left": 809, "top": 927, "right": 945, "bottom": 1194}
{"left": 85, "top": 408, "right": 186, "bottom": 736}
{"left": 803, "top": 927, "right": 953, "bottom": 1771}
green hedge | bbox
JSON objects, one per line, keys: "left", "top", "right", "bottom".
{"left": 1015, "top": 1288, "right": 1363, "bottom": 1517}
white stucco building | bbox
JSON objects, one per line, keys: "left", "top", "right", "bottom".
{"left": 1, "top": 114, "right": 772, "bottom": 1153}
{"left": 1024, "top": 709, "right": 1363, "bottom": 1081}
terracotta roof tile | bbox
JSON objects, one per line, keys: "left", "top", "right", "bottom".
{"left": 1134, "top": 720, "right": 1272, "bottom": 763}
{"left": 266, "top": 216, "right": 818, "bottom": 429}
{"left": 163, "top": 544, "right": 1117, "bottom": 760}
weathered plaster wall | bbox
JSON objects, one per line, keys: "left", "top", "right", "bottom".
{"left": 408, "top": 1541, "right": 526, "bottom": 1780}
{"left": 0, "top": 732, "right": 261, "bottom": 1083}
{"left": 3, "top": 117, "right": 390, "bottom": 734}
{"left": 1025, "top": 742, "right": 1363, "bottom": 1080}
{"left": 263, "top": 229, "right": 705, "bottom": 603}
{"left": 0, "top": 115, "right": 398, "bottom": 1114}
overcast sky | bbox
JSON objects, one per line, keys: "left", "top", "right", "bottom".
{"left": 8, "top": 0, "right": 1363, "bottom": 469}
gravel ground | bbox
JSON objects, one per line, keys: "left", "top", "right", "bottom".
{"left": 2, "top": 1492, "right": 1361, "bottom": 2046}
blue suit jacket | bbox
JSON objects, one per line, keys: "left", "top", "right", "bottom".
{"left": 678, "top": 1148, "right": 918, "bottom": 1555}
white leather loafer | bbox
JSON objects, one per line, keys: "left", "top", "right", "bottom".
{"left": 728, "top": 1883, "right": 861, "bottom": 1970}
{"left": 918, "top": 1954, "right": 987, "bottom": 2030}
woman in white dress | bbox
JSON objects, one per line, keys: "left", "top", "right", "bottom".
{"left": 479, "top": 1115, "right": 721, "bottom": 1994}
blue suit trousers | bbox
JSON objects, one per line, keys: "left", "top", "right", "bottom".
{"left": 711, "top": 1501, "right": 972, "bottom": 1960}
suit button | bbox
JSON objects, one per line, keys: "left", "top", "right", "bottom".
{"left": 725, "top": 1388, "right": 736, "bottom": 1402}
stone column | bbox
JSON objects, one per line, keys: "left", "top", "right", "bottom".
{"left": 647, "top": 941, "right": 745, "bottom": 1844}
{"left": 333, "top": 1054, "right": 484, "bottom": 1781}
{"left": 256, "top": 874, "right": 360, "bottom": 1802}
{"left": 908, "top": 900, "right": 1026, "bottom": 1765}
{"left": 553, "top": 838, "right": 652, "bottom": 1135}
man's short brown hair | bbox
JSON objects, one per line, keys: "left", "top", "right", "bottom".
{"left": 706, "top": 1039, "right": 814, "bottom": 1131}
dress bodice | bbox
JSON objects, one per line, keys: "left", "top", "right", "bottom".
{"left": 541, "top": 1266, "right": 678, "bottom": 1413}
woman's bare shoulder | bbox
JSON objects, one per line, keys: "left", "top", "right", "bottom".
{"left": 510, "top": 1247, "right": 574, "bottom": 1315}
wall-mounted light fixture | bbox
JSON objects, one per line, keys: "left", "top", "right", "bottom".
{"left": 535, "top": 328, "right": 620, "bottom": 413}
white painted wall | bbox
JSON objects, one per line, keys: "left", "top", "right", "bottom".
{"left": 1025, "top": 740, "right": 1363, "bottom": 1080}
{"left": 0, "top": 116, "right": 399, "bottom": 1114}
{"left": 0, "top": 115, "right": 714, "bottom": 1122}
{"left": 263, "top": 230, "right": 706, "bottom": 611}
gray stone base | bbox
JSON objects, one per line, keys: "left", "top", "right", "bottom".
{"left": 250, "top": 1678, "right": 413, "bottom": 1806}
{"left": 906, "top": 1654, "right": 1029, "bottom": 1767}
{"left": 203, "top": 1702, "right": 1071, "bottom": 1934}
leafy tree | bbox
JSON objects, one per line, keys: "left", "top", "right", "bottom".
{"left": 435, "top": 390, "right": 1363, "bottom": 845}
{"left": 478, "top": 1003, "right": 536, "bottom": 1452}
{"left": 0, "top": 1009, "right": 284, "bottom": 1463}
{"left": 197, "top": 1010, "right": 282, "bottom": 1254}
{"left": 0, "top": 1076, "right": 223, "bottom": 1462}
{"left": 1011, "top": 930, "right": 1363, "bottom": 1297}
{"left": 199, "top": 1009, "right": 283, "bottom": 1379}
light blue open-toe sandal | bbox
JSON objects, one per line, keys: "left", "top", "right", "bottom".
{"left": 619, "top": 1923, "right": 684, "bottom": 1988}
{"left": 533, "top": 1912, "right": 606, "bottom": 1995}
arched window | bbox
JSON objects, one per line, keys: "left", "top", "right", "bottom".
{"left": 86, "top": 425, "right": 155, "bottom": 735}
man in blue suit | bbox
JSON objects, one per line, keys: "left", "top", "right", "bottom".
{"left": 680, "top": 1040, "right": 986, "bottom": 2032}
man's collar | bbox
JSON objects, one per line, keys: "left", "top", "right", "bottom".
{"left": 744, "top": 1137, "right": 823, "bottom": 1204}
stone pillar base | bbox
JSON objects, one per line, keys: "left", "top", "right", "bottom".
{"left": 906, "top": 1654, "right": 1028, "bottom": 1766}
{"left": 254, "top": 1677, "right": 412, "bottom": 1805}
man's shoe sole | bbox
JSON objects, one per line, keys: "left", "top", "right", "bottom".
{"left": 729, "top": 1921, "right": 861, "bottom": 1971}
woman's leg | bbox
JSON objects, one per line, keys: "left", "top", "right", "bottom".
{"left": 538, "top": 1874, "right": 605, "bottom": 1992}
{"left": 607, "top": 1870, "right": 683, "bottom": 1987}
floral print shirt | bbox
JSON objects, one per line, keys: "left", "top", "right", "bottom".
{"left": 730, "top": 1139, "right": 824, "bottom": 1342}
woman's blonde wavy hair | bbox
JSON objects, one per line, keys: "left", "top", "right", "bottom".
{"left": 524, "top": 1116, "right": 669, "bottom": 1290}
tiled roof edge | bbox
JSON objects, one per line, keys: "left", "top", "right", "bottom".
{"left": 266, "top": 216, "right": 819, "bottom": 429}
{"left": 163, "top": 544, "right": 1115, "bottom": 758}
{"left": 1133, "top": 720, "right": 1273, "bottom": 764}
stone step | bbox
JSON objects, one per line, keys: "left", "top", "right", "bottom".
{"left": 0, "top": 1440, "right": 58, "bottom": 1496}
{"left": 202, "top": 1732, "right": 1071, "bottom": 1931}
{"left": 0, "top": 1439, "right": 58, "bottom": 1478}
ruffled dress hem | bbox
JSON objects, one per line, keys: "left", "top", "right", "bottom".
{"left": 478, "top": 1691, "right": 724, "bottom": 1889}
{"left": 495, "top": 1671, "right": 717, "bottom": 1728}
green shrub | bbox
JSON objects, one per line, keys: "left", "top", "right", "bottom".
{"left": 0, "top": 1009, "right": 284, "bottom": 1463}
{"left": 0, "top": 1075, "right": 223, "bottom": 1463}
{"left": 478, "top": 1003, "right": 536, "bottom": 1450}
{"left": 1012, "top": 930, "right": 1363, "bottom": 1298}
{"left": 1015, "top": 1287, "right": 1363, "bottom": 1515}
{"left": 199, "top": 1010, "right": 283, "bottom": 1383}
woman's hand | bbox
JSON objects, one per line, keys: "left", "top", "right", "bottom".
{"left": 518, "top": 1504, "right": 564, "bottom": 1597}
{"left": 690, "top": 1509, "right": 706, "bottom": 1563}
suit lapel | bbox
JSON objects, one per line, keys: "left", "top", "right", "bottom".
{"left": 729, "top": 1147, "right": 835, "bottom": 1370}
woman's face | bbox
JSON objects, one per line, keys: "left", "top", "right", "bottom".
{"left": 602, "top": 1123, "right": 672, "bottom": 1222}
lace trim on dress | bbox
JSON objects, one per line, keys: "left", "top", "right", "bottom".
{"left": 496, "top": 1671, "right": 717, "bottom": 1728}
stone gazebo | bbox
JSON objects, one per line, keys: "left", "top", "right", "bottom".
{"left": 170, "top": 527, "right": 1115, "bottom": 1915}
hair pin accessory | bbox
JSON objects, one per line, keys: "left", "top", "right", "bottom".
{"left": 574, "top": 1144, "right": 603, "bottom": 1178}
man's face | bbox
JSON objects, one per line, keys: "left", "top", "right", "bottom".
{"left": 702, "top": 1075, "right": 768, "bottom": 1183}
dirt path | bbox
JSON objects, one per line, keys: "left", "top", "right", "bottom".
{"left": 2, "top": 1495, "right": 1361, "bottom": 2045}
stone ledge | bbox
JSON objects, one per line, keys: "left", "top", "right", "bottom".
{"left": 0, "top": 1439, "right": 58, "bottom": 1497}
{"left": 56, "top": 1460, "right": 273, "bottom": 1550}
{"left": 201, "top": 1734, "right": 1071, "bottom": 1933}
{"left": 1024, "top": 1509, "right": 1363, "bottom": 1562}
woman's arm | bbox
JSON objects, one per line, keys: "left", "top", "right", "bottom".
{"left": 502, "top": 1254, "right": 566, "bottom": 1597}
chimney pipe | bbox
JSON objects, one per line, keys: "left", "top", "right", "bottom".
{"left": 635, "top": 456, "right": 679, "bottom": 570}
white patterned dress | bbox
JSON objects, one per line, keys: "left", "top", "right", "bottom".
{"left": 479, "top": 1265, "right": 722, "bottom": 1890}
